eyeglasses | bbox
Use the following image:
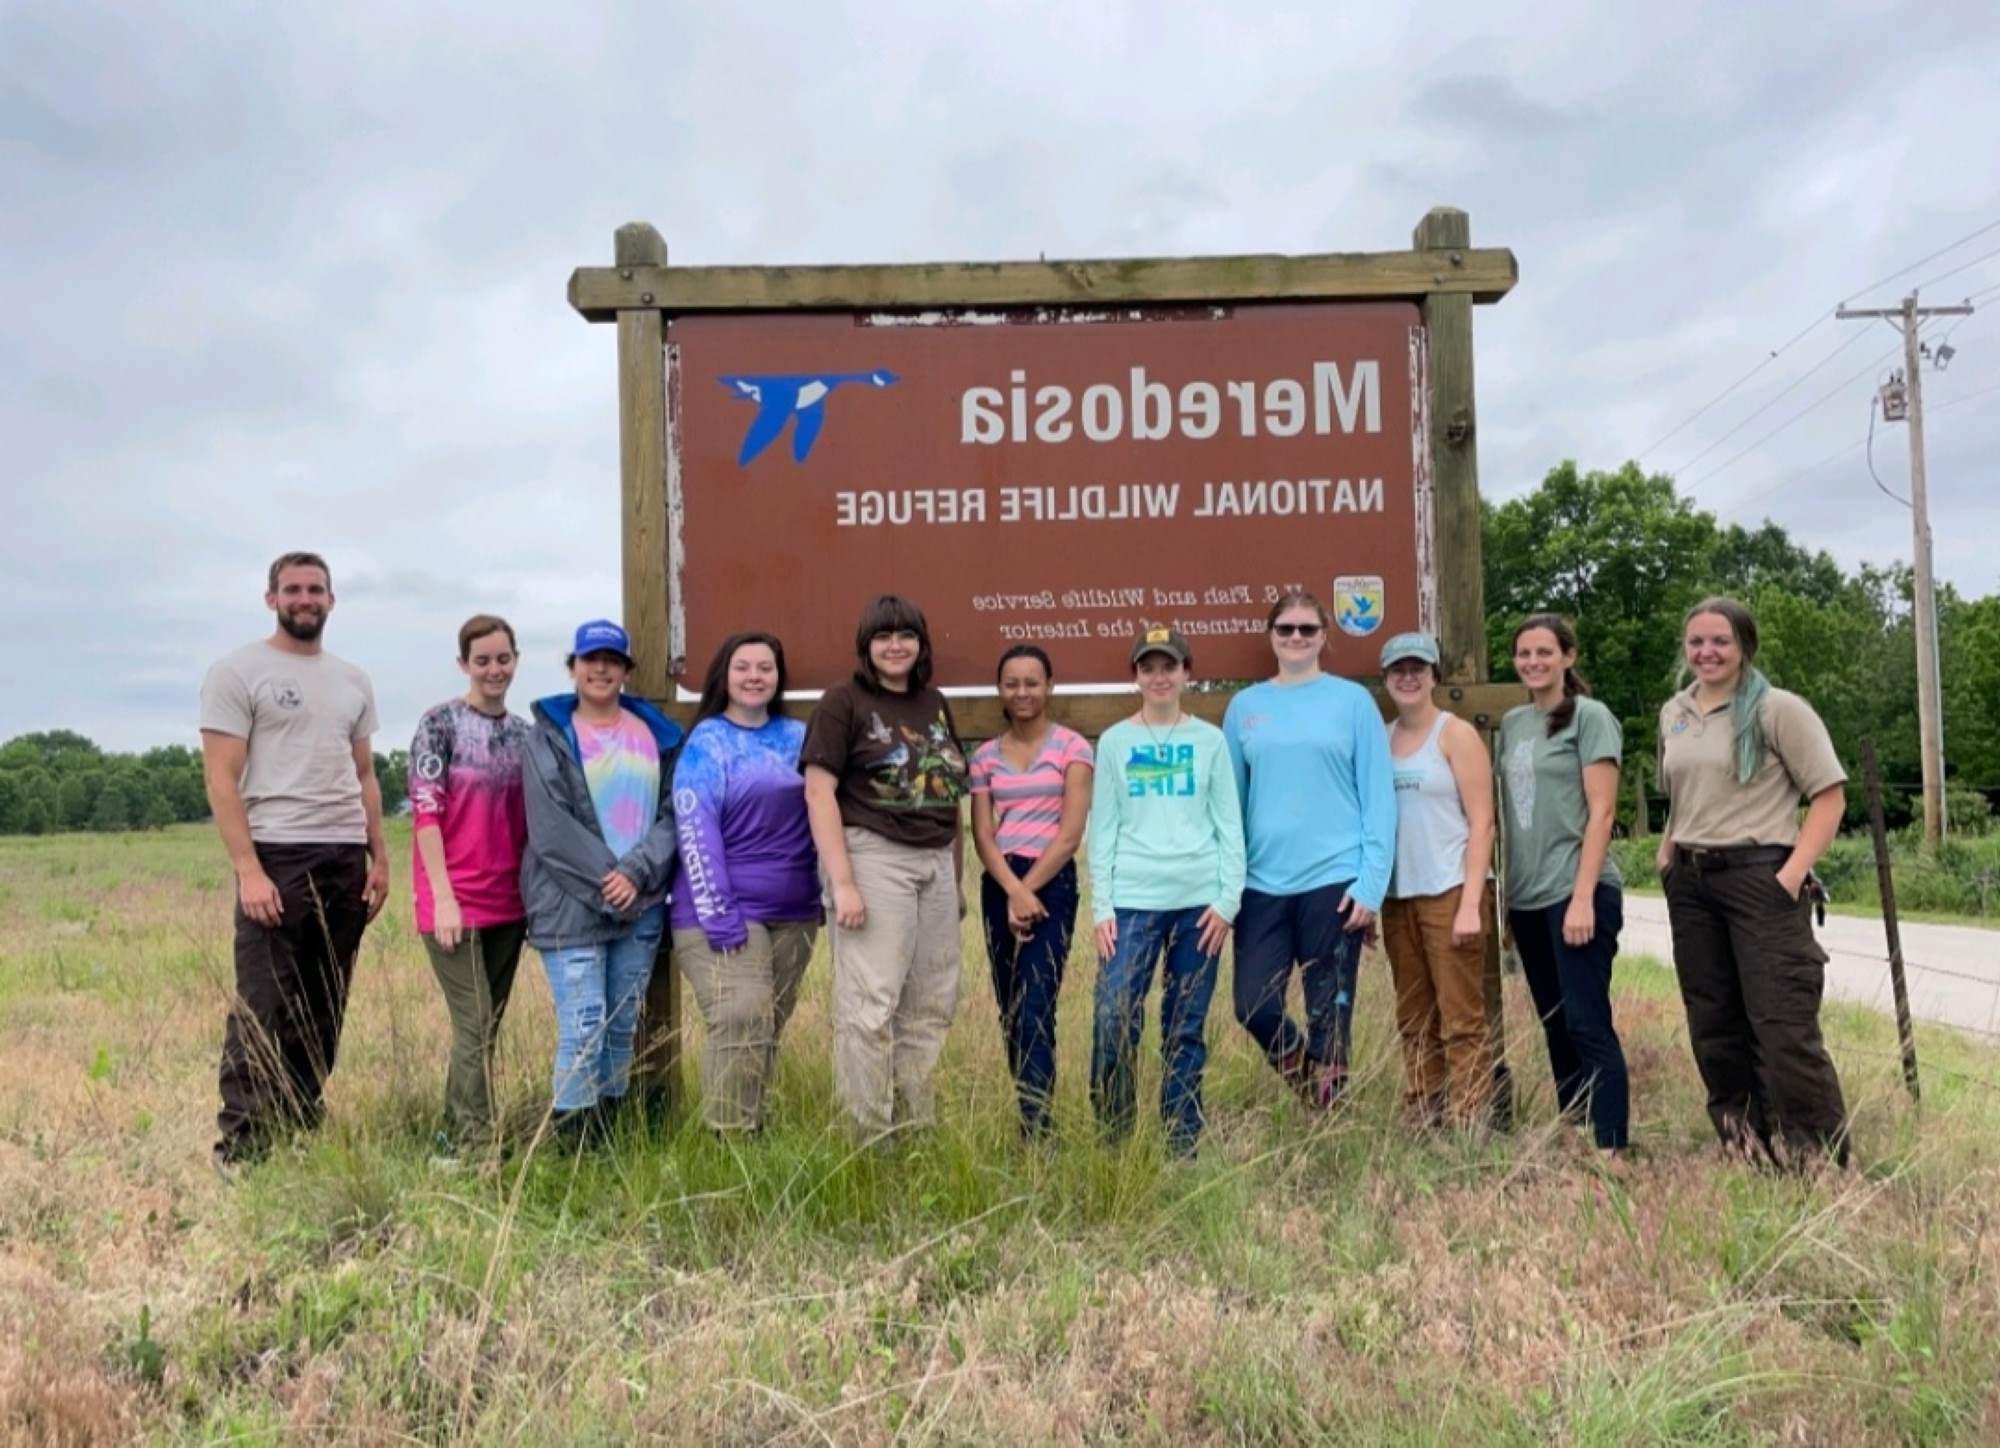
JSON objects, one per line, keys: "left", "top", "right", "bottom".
{"left": 1271, "top": 623, "right": 1324, "bottom": 639}
{"left": 871, "top": 628, "right": 921, "bottom": 644}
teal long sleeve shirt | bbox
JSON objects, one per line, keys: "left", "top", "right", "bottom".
{"left": 1222, "top": 675, "right": 1397, "bottom": 910}
{"left": 1087, "top": 716, "right": 1246, "bottom": 925}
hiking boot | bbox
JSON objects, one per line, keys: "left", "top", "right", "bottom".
{"left": 1273, "top": 1046, "right": 1318, "bottom": 1105}
{"left": 1313, "top": 1062, "right": 1351, "bottom": 1111}
{"left": 550, "top": 1108, "right": 595, "bottom": 1152}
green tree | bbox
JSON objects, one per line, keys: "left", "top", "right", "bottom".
{"left": 91, "top": 780, "right": 134, "bottom": 832}
{"left": 1941, "top": 593, "right": 2000, "bottom": 794}
{"left": 138, "top": 781, "right": 176, "bottom": 830}
{"left": 0, "top": 771, "right": 20, "bottom": 834}
{"left": 374, "top": 749, "right": 409, "bottom": 814}
{"left": 1484, "top": 461, "right": 1717, "bottom": 763}
{"left": 0, "top": 730, "right": 102, "bottom": 772}
{"left": 168, "top": 766, "right": 209, "bottom": 822}
{"left": 20, "top": 797, "right": 52, "bottom": 835}
{"left": 58, "top": 774, "right": 95, "bottom": 831}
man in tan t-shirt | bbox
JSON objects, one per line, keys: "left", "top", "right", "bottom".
{"left": 199, "top": 551, "right": 389, "bottom": 1174}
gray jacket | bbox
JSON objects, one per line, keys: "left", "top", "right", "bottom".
{"left": 520, "top": 692, "right": 684, "bottom": 951}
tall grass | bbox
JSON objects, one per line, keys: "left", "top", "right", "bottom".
{"left": 2, "top": 825, "right": 1999, "bottom": 1443}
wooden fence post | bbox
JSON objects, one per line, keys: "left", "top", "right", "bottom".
{"left": 614, "top": 221, "right": 681, "bottom": 1111}
{"left": 1861, "top": 738, "right": 1921, "bottom": 1102}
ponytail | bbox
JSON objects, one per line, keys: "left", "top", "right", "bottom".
{"left": 1730, "top": 669, "right": 1771, "bottom": 781}
{"left": 1548, "top": 665, "right": 1588, "bottom": 738}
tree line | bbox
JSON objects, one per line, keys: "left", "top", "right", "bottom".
{"left": 1, "top": 463, "right": 1993, "bottom": 838}
{"left": 0, "top": 732, "right": 410, "bottom": 836}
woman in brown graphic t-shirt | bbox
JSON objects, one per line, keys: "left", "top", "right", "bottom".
{"left": 1657, "top": 596, "right": 1849, "bottom": 1170}
{"left": 801, "top": 595, "right": 969, "bottom": 1141}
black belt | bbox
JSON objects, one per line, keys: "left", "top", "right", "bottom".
{"left": 1673, "top": 844, "right": 1790, "bottom": 872}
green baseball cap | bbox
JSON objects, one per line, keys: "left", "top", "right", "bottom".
{"left": 1130, "top": 624, "right": 1192, "bottom": 666}
{"left": 1379, "top": 631, "right": 1440, "bottom": 669}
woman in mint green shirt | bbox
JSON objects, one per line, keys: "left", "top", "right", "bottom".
{"left": 1087, "top": 626, "right": 1246, "bottom": 1154}
{"left": 1498, "top": 614, "right": 1629, "bottom": 1154}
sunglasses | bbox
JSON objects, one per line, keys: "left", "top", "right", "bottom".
{"left": 1271, "top": 623, "right": 1324, "bottom": 638}
{"left": 871, "top": 628, "right": 921, "bottom": 644}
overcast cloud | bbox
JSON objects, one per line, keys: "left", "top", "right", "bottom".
{"left": 6, "top": 0, "right": 1999, "bottom": 751}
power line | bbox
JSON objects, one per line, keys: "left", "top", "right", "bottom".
{"left": 1640, "top": 213, "right": 2000, "bottom": 469}
{"left": 1912, "top": 241, "right": 2000, "bottom": 296}
{"left": 1667, "top": 328, "right": 1871, "bottom": 475}
{"left": 1841, "top": 214, "right": 2000, "bottom": 304}
{"left": 1686, "top": 340, "right": 1905, "bottom": 491}
{"left": 1720, "top": 380, "right": 2000, "bottom": 518}
{"left": 1635, "top": 314, "right": 1829, "bottom": 462}
{"left": 1866, "top": 396, "right": 1910, "bottom": 508}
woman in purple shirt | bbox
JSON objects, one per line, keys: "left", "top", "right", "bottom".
{"left": 670, "top": 632, "right": 822, "bottom": 1133}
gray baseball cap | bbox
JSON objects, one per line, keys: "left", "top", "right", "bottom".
{"left": 1379, "top": 631, "right": 1441, "bottom": 669}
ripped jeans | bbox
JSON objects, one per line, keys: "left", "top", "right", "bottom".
{"left": 538, "top": 905, "right": 666, "bottom": 1112}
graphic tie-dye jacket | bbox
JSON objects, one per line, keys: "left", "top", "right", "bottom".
{"left": 669, "top": 715, "right": 821, "bottom": 952}
{"left": 408, "top": 698, "right": 530, "bottom": 932}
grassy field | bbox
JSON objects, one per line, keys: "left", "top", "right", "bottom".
{"left": 4, "top": 825, "right": 2000, "bottom": 1444}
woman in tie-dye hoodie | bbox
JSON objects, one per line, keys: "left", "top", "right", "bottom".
{"left": 521, "top": 619, "right": 683, "bottom": 1147}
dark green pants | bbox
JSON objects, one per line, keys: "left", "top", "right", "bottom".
{"left": 1664, "top": 858, "right": 1849, "bottom": 1166}
{"left": 422, "top": 922, "right": 528, "bottom": 1146}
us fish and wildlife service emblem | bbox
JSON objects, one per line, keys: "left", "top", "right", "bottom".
{"left": 1333, "top": 576, "right": 1386, "bottom": 638}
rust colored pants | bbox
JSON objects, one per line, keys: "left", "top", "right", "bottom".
{"left": 1381, "top": 883, "right": 1497, "bottom": 1127}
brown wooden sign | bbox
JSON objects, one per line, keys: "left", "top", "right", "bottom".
{"left": 571, "top": 213, "right": 1518, "bottom": 1105}
{"left": 666, "top": 303, "right": 1430, "bottom": 690}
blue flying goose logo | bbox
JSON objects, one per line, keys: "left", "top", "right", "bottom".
{"left": 719, "top": 370, "right": 900, "bottom": 465}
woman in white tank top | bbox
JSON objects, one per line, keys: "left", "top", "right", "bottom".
{"left": 1378, "top": 633, "right": 1508, "bottom": 1131}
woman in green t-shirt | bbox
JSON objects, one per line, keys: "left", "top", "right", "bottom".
{"left": 1498, "top": 614, "right": 1630, "bottom": 1155}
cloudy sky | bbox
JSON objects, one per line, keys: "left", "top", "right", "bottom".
{"left": 7, "top": 1, "right": 1998, "bottom": 752}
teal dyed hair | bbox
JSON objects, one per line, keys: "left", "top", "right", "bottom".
{"left": 1684, "top": 597, "right": 1768, "bottom": 782}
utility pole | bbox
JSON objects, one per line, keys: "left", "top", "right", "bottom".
{"left": 1837, "top": 292, "right": 1973, "bottom": 849}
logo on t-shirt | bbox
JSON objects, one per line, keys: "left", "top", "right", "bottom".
{"left": 269, "top": 678, "right": 304, "bottom": 710}
{"left": 1126, "top": 743, "right": 1196, "bottom": 798}
{"left": 1505, "top": 738, "right": 1536, "bottom": 830}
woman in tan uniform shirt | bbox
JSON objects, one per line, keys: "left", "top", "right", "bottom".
{"left": 1656, "top": 596, "right": 1849, "bottom": 1169}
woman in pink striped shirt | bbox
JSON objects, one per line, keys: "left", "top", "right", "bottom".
{"left": 969, "top": 645, "right": 1094, "bottom": 1136}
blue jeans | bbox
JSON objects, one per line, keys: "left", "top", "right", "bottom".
{"left": 539, "top": 905, "right": 666, "bottom": 1112}
{"left": 1509, "top": 885, "right": 1628, "bottom": 1149}
{"left": 1090, "top": 906, "right": 1220, "bottom": 1154}
{"left": 1233, "top": 881, "right": 1364, "bottom": 1073}
{"left": 981, "top": 857, "right": 1078, "bottom": 1137}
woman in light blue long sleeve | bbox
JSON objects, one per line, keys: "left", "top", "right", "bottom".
{"left": 1222, "top": 590, "right": 1397, "bottom": 1110}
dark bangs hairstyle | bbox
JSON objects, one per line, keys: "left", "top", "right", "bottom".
{"left": 1512, "top": 612, "right": 1590, "bottom": 737}
{"left": 852, "top": 594, "right": 935, "bottom": 692}
{"left": 694, "top": 631, "right": 790, "bottom": 724}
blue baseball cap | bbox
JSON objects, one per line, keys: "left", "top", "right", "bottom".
{"left": 571, "top": 619, "right": 634, "bottom": 663}
{"left": 1379, "top": 631, "right": 1441, "bottom": 669}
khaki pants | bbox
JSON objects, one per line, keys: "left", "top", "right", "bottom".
{"left": 1382, "top": 883, "right": 1496, "bottom": 1128}
{"left": 421, "top": 921, "right": 527, "bottom": 1147}
{"left": 829, "top": 827, "right": 962, "bottom": 1139}
{"left": 675, "top": 921, "right": 817, "bottom": 1132}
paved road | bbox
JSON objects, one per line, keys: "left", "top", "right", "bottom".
{"left": 1621, "top": 891, "right": 2000, "bottom": 1040}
